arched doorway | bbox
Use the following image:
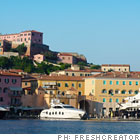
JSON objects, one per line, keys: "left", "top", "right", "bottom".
{"left": 79, "top": 100, "right": 90, "bottom": 114}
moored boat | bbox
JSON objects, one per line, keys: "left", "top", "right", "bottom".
{"left": 40, "top": 99, "right": 86, "bottom": 119}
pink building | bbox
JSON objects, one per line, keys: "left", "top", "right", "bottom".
{"left": 0, "top": 30, "right": 43, "bottom": 44}
{"left": 33, "top": 54, "right": 45, "bottom": 63}
{"left": 57, "top": 53, "right": 77, "bottom": 64}
{"left": 0, "top": 71, "right": 22, "bottom": 107}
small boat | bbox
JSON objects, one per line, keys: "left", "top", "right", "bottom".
{"left": 40, "top": 99, "right": 86, "bottom": 119}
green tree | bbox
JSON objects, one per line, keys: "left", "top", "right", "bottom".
{"left": 90, "top": 65, "right": 101, "bottom": 69}
{"left": 44, "top": 51, "right": 57, "bottom": 60}
{"left": 0, "top": 57, "right": 12, "bottom": 69}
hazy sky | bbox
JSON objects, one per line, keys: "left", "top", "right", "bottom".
{"left": 0, "top": 0, "right": 140, "bottom": 71}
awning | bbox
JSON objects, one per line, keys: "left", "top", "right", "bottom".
{"left": 10, "top": 87, "right": 22, "bottom": 91}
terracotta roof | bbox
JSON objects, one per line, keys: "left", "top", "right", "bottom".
{"left": 9, "top": 69, "right": 23, "bottom": 73}
{"left": 0, "top": 71, "right": 21, "bottom": 77}
{"left": 102, "top": 64, "right": 130, "bottom": 67}
{"left": 86, "top": 72, "right": 140, "bottom": 79}
{"left": 22, "top": 78, "right": 37, "bottom": 82}
{"left": 21, "top": 30, "right": 43, "bottom": 34}
{"left": 0, "top": 33, "right": 18, "bottom": 36}
{"left": 39, "top": 75, "right": 85, "bottom": 81}
{"left": 0, "top": 30, "right": 42, "bottom": 36}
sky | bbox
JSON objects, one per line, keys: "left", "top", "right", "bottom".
{"left": 0, "top": 0, "right": 140, "bottom": 71}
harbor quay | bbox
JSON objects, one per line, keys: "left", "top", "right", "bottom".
{"left": 0, "top": 64, "right": 140, "bottom": 120}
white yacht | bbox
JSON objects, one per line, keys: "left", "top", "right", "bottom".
{"left": 119, "top": 92, "right": 140, "bottom": 110}
{"left": 40, "top": 99, "right": 86, "bottom": 119}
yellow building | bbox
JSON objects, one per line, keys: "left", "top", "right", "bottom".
{"left": 37, "top": 75, "right": 85, "bottom": 108}
{"left": 85, "top": 72, "right": 140, "bottom": 117}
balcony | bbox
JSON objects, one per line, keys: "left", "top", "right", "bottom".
{"left": 42, "top": 85, "right": 57, "bottom": 90}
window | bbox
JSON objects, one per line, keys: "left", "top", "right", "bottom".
{"left": 122, "top": 81, "right": 126, "bottom": 85}
{"left": 72, "top": 83, "right": 75, "bottom": 87}
{"left": 53, "top": 106, "right": 62, "bottom": 109}
{"left": 78, "top": 92, "right": 82, "bottom": 96}
{"left": 46, "top": 112, "right": 48, "bottom": 114}
{"left": 102, "top": 89, "right": 107, "bottom": 93}
{"left": 109, "top": 89, "right": 113, "bottom": 95}
{"left": 115, "top": 89, "right": 119, "bottom": 94}
{"left": 136, "top": 81, "right": 139, "bottom": 85}
{"left": 62, "top": 112, "right": 64, "bottom": 115}
{"left": 12, "top": 79, "right": 17, "bottom": 84}
{"left": 92, "top": 80, "right": 94, "bottom": 85}
{"left": 62, "top": 57, "right": 65, "bottom": 60}
{"left": 25, "top": 38, "right": 26, "bottom": 41}
{"left": 0, "top": 97, "right": 3, "bottom": 102}
{"left": 65, "top": 83, "right": 68, "bottom": 87}
{"left": 116, "top": 81, "right": 119, "bottom": 85}
{"left": 63, "top": 106, "right": 74, "bottom": 109}
{"left": 129, "top": 81, "right": 132, "bottom": 85}
{"left": 57, "top": 83, "right": 61, "bottom": 87}
{"left": 5, "top": 79, "right": 9, "bottom": 84}
{"left": 72, "top": 73, "right": 75, "bottom": 76}
{"left": 66, "top": 73, "right": 68, "bottom": 76}
{"left": 79, "top": 83, "right": 82, "bottom": 88}
{"left": 110, "top": 81, "right": 113, "bottom": 85}
{"left": 59, "top": 112, "right": 61, "bottom": 115}
{"left": 109, "top": 98, "right": 112, "bottom": 103}
{"left": 55, "top": 112, "right": 57, "bottom": 115}
{"left": 121, "top": 90, "right": 126, "bottom": 94}
{"left": 52, "top": 112, "right": 54, "bottom": 115}
{"left": 129, "top": 90, "right": 132, "bottom": 94}
{"left": 25, "top": 82, "right": 28, "bottom": 86}
{"left": 0, "top": 87, "right": 2, "bottom": 93}
{"left": 3, "top": 88, "right": 8, "bottom": 93}
{"left": 49, "top": 112, "right": 51, "bottom": 115}
{"left": 62, "top": 92, "right": 65, "bottom": 96}
{"left": 103, "top": 98, "right": 106, "bottom": 102}
{"left": 135, "top": 90, "right": 139, "bottom": 94}
{"left": 28, "top": 38, "right": 30, "bottom": 40}
{"left": 50, "top": 91, "right": 53, "bottom": 95}
{"left": 103, "top": 80, "right": 106, "bottom": 85}
{"left": 116, "top": 99, "right": 119, "bottom": 103}
{"left": 80, "top": 74, "right": 83, "bottom": 76}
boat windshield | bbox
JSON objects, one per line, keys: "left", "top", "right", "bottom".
{"left": 63, "top": 106, "right": 74, "bottom": 109}
{"left": 53, "top": 106, "right": 63, "bottom": 109}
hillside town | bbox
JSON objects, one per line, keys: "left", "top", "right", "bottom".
{"left": 0, "top": 30, "right": 139, "bottom": 119}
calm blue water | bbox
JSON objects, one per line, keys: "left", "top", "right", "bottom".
{"left": 0, "top": 119, "right": 140, "bottom": 134}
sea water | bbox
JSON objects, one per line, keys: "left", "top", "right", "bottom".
{"left": 0, "top": 119, "right": 140, "bottom": 134}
